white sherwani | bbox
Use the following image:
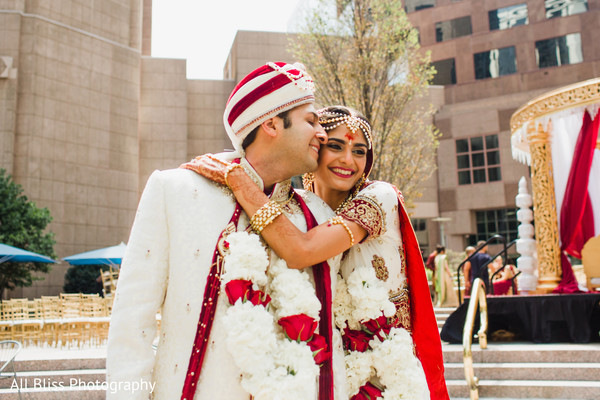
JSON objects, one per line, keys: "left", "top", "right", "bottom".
{"left": 106, "top": 157, "right": 346, "bottom": 400}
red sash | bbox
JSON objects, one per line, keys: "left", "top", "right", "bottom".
{"left": 396, "top": 195, "right": 449, "bottom": 400}
{"left": 294, "top": 191, "right": 334, "bottom": 400}
{"left": 180, "top": 203, "right": 243, "bottom": 400}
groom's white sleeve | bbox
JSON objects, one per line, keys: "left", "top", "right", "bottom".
{"left": 106, "top": 170, "right": 169, "bottom": 400}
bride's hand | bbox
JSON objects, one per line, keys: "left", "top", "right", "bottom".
{"left": 180, "top": 154, "right": 231, "bottom": 186}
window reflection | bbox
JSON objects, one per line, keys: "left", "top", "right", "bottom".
{"left": 432, "top": 58, "right": 456, "bottom": 85}
{"left": 405, "top": 0, "right": 436, "bottom": 13}
{"left": 489, "top": 3, "right": 528, "bottom": 31}
{"left": 535, "top": 33, "right": 583, "bottom": 68}
{"left": 435, "top": 16, "right": 472, "bottom": 42}
{"left": 474, "top": 46, "right": 517, "bottom": 79}
{"left": 545, "top": 0, "right": 588, "bottom": 19}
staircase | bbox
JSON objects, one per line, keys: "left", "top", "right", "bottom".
{"left": 435, "top": 307, "right": 600, "bottom": 400}
{"left": 1, "top": 316, "right": 599, "bottom": 400}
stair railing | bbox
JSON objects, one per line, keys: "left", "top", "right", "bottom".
{"left": 463, "top": 277, "right": 488, "bottom": 400}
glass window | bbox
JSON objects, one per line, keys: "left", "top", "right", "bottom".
{"left": 473, "top": 169, "right": 486, "bottom": 183}
{"left": 436, "top": 16, "right": 472, "bottom": 42}
{"left": 456, "top": 134, "right": 501, "bottom": 185}
{"left": 472, "top": 209, "right": 518, "bottom": 243}
{"left": 458, "top": 171, "right": 471, "bottom": 185}
{"left": 470, "top": 137, "right": 483, "bottom": 151}
{"left": 432, "top": 58, "right": 456, "bottom": 85}
{"left": 487, "top": 151, "right": 500, "bottom": 165}
{"left": 485, "top": 134, "right": 499, "bottom": 148}
{"left": 474, "top": 46, "right": 517, "bottom": 80}
{"left": 489, "top": 167, "right": 502, "bottom": 182}
{"left": 489, "top": 3, "right": 528, "bottom": 31}
{"left": 456, "top": 139, "right": 469, "bottom": 153}
{"left": 545, "top": 0, "right": 588, "bottom": 19}
{"left": 405, "top": 0, "right": 436, "bottom": 13}
{"left": 536, "top": 33, "right": 583, "bottom": 68}
{"left": 472, "top": 153, "right": 485, "bottom": 167}
{"left": 457, "top": 154, "right": 470, "bottom": 169}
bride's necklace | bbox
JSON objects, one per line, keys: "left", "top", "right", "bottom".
{"left": 334, "top": 195, "right": 353, "bottom": 214}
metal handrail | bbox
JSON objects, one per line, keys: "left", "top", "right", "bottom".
{"left": 457, "top": 234, "right": 506, "bottom": 304}
{"left": 463, "top": 278, "right": 488, "bottom": 400}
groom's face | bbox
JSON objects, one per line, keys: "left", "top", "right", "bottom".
{"left": 274, "top": 103, "right": 326, "bottom": 176}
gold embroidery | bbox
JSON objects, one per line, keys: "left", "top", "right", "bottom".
{"left": 282, "top": 197, "right": 302, "bottom": 215}
{"left": 340, "top": 196, "right": 385, "bottom": 238}
{"left": 371, "top": 255, "right": 389, "bottom": 281}
{"left": 389, "top": 284, "right": 411, "bottom": 332}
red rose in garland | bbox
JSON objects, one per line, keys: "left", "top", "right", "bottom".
{"left": 247, "top": 289, "right": 271, "bottom": 307}
{"left": 351, "top": 382, "right": 383, "bottom": 400}
{"left": 278, "top": 314, "right": 318, "bottom": 342}
{"left": 307, "top": 333, "right": 330, "bottom": 364}
{"left": 363, "top": 314, "right": 393, "bottom": 341}
{"left": 224, "top": 279, "right": 254, "bottom": 305}
{"left": 342, "top": 328, "right": 372, "bottom": 352}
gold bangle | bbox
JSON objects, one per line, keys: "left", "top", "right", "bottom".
{"left": 327, "top": 216, "right": 354, "bottom": 247}
{"left": 224, "top": 164, "right": 244, "bottom": 188}
{"left": 250, "top": 200, "right": 283, "bottom": 234}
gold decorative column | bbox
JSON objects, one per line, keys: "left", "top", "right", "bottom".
{"left": 526, "top": 122, "right": 561, "bottom": 292}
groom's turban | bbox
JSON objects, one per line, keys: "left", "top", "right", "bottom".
{"left": 223, "top": 62, "right": 316, "bottom": 154}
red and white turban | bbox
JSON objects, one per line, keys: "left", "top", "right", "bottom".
{"left": 223, "top": 62, "right": 316, "bottom": 154}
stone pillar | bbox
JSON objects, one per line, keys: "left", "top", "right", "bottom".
{"left": 515, "top": 177, "right": 538, "bottom": 293}
{"left": 527, "top": 122, "right": 562, "bottom": 292}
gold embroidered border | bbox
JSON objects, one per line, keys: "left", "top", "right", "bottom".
{"left": 339, "top": 197, "right": 386, "bottom": 238}
{"left": 389, "top": 286, "right": 411, "bottom": 333}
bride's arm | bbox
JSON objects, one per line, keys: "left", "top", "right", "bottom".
{"left": 227, "top": 167, "right": 367, "bottom": 269}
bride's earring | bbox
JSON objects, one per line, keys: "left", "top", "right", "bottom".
{"left": 302, "top": 173, "right": 315, "bottom": 191}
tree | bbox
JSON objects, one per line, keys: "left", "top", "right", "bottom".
{"left": 0, "top": 169, "right": 56, "bottom": 298}
{"left": 63, "top": 264, "right": 105, "bottom": 295}
{"left": 291, "top": 0, "right": 439, "bottom": 206}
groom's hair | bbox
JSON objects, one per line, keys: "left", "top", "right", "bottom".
{"left": 241, "top": 109, "right": 292, "bottom": 150}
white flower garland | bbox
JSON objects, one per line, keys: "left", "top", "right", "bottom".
{"left": 220, "top": 232, "right": 322, "bottom": 400}
{"left": 337, "top": 265, "right": 428, "bottom": 399}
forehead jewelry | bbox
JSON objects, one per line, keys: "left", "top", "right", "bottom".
{"left": 318, "top": 113, "right": 372, "bottom": 149}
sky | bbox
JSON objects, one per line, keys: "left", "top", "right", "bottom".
{"left": 151, "top": 0, "right": 302, "bottom": 80}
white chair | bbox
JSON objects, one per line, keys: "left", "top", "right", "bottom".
{"left": 0, "top": 340, "right": 22, "bottom": 399}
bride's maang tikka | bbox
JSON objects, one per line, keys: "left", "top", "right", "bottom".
{"left": 318, "top": 112, "right": 373, "bottom": 149}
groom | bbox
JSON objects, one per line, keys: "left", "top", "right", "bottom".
{"left": 106, "top": 62, "right": 346, "bottom": 399}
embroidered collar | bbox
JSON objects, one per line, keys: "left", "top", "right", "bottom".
{"left": 240, "top": 158, "right": 292, "bottom": 203}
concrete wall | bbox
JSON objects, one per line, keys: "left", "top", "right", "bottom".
{"left": 3, "top": 0, "right": 143, "bottom": 298}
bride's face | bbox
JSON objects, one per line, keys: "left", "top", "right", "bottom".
{"left": 314, "top": 124, "right": 368, "bottom": 193}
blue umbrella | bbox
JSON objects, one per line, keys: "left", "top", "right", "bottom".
{"left": 63, "top": 242, "right": 127, "bottom": 266}
{"left": 0, "top": 243, "right": 56, "bottom": 264}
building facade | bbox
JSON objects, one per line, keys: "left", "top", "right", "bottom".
{"left": 406, "top": 0, "right": 600, "bottom": 253}
{"left": 1, "top": 0, "right": 598, "bottom": 297}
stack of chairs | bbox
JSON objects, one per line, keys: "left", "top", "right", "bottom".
{"left": 100, "top": 267, "right": 119, "bottom": 297}
{"left": 0, "top": 294, "right": 112, "bottom": 347}
{"left": 0, "top": 299, "right": 43, "bottom": 346}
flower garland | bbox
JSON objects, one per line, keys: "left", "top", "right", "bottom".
{"left": 334, "top": 265, "right": 428, "bottom": 399}
{"left": 220, "top": 231, "right": 329, "bottom": 399}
